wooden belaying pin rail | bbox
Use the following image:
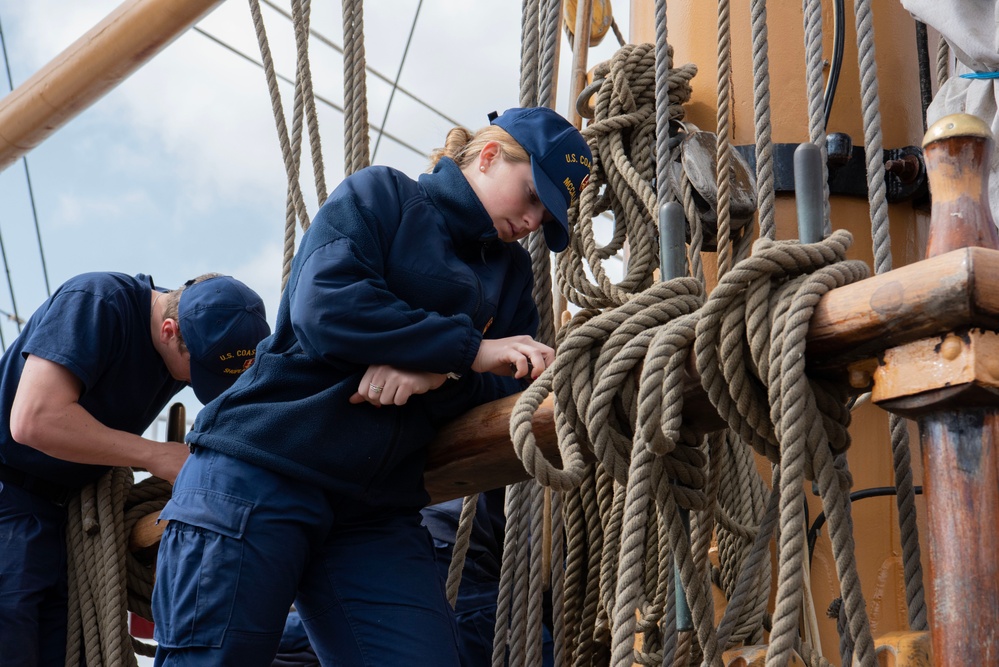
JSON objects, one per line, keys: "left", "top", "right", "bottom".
{"left": 425, "top": 240, "right": 999, "bottom": 502}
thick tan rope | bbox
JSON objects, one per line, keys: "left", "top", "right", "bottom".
{"left": 654, "top": 0, "right": 674, "bottom": 208}
{"left": 561, "top": 468, "right": 589, "bottom": 662}
{"left": 714, "top": 0, "right": 734, "bottom": 278}
{"left": 341, "top": 0, "right": 370, "bottom": 175}
{"left": 693, "top": 231, "right": 879, "bottom": 667}
{"left": 444, "top": 493, "right": 479, "bottom": 607}
{"left": 851, "top": 0, "right": 928, "bottom": 635}
{"left": 249, "top": 0, "right": 312, "bottom": 289}
{"left": 935, "top": 35, "right": 949, "bottom": 87}
{"left": 64, "top": 470, "right": 169, "bottom": 666}
{"left": 525, "top": 478, "right": 547, "bottom": 666}
{"left": 492, "top": 481, "right": 525, "bottom": 665}
{"left": 557, "top": 43, "right": 696, "bottom": 309}
{"left": 802, "top": 0, "right": 832, "bottom": 233}
{"left": 750, "top": 0, "right": 776, "bottom": 241}
{"left": 290, "top": 0, "right": 327, "bottom": 205}
{"left": 549, "top": 489, "right": 567, "bottom": 667}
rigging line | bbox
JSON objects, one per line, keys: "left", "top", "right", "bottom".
{"left": 0, "top": 12, "right": 37, "bottom": 337}
{"left": 192, "top": 26, "right": 429, "bottom": 159}
{"left": 259, "top": 0, "right": 462, "bottom": 128}
{"left": 371, "top": 0, "right": 423, "bottom": 163}
{"left": 0, "top": 13, "right": 49, "bottom": 298}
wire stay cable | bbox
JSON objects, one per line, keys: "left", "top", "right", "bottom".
{"left": 193, "top": 26, "right": 428, "bottom": 159}
{"left": 371, "top": 0, "right": 423, "bottom": 163}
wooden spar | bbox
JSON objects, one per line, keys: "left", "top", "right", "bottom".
{"left": 0, "top": 0, "right": 225, "bottom": 173}
{"left": 873, "top": 114, "right": 999, "bottom": 666}
{"left": 566, "top": 0, "right": 593, "bottom": 130}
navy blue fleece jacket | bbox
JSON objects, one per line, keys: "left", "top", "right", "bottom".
{"left": 187, "top": 158, "right": 538, "bottom": 512}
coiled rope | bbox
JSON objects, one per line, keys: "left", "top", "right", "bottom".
{"left": 64, "top": 470, "right": 170, "bottom": 667}
{"left": 694, "top": 230, "right": 876, "bottom": 667}
{"left": 557, "top": 42, "right": 697, "bottom": 309}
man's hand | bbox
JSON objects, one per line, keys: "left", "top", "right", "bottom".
{"left": 349, "top": 364, "right": 448, "bottom": 407}
{"left": 471, "top": 336, "right": 554, "bottom": 380}
{"left": 146, "top": 441, "right": 190, "bottom": 484}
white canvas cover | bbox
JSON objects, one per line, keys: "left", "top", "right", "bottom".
{"left": 902, "top": 0, "right": 999, "bottom": 221}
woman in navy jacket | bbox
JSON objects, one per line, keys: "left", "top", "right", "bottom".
{"left": 152, "top": 107, "right": 591, "bottom": 667}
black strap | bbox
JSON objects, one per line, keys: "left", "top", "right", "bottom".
{"left": 0, "top": 462, "right": 75, "bottom": 506}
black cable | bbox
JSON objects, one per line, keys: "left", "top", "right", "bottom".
{"left": 822, "top": 0, "right": 845, "bottom": 131}
{"left": 372, "top": 0, "right": 423, "bottom": 163}
{"left": 807, "top": 485, "right": 924, "bottom": 562}
{"left": 258, "top": 0, "right": 462, "bottom": 127}
{"left": 914, "top": 20, "right": 933, "bottom": 133}
{"left": 192, "top": 26, "right": 428, "bottom": 159}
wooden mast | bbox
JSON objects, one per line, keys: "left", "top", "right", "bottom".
{"left": 0, "top": 0, "right": 225, "bottom": 172}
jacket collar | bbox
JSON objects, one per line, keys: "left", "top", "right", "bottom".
{"left": 419, "top": 157, "right": 500, "bottom": 248}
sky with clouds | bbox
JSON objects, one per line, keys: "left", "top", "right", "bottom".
{"left": 0, "top": 0, "right": 629, "bottom": 423}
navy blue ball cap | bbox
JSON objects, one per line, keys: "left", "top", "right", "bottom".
{"left": 490, "top": 107, "right": 592, "bottom": 252}
{"left": 178, "top": 275, "right": 271, "bottom": 404}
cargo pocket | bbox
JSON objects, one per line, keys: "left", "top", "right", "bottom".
{"left": 152, "top": 489, "right": 253, "bottom": 649}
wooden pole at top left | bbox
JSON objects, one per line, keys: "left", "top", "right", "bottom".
{"left": 0, "top": 0, "right": 226, "bottom": 173}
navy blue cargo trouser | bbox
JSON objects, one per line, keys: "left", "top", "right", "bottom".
{"left": 152, "top": 447, "right": 460, "bottom": 667}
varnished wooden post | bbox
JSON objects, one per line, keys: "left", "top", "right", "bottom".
{"left": 875, "top": 114, "right": 999, "bottom": 666}
{"left": 923, "top": 114, "right": 999, "bottom": 256}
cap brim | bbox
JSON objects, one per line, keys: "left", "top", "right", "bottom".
{"left": 531, "top": 157, "right": 571, "bottom": 253}
{"left": 189, "top": 357, "right": 232, "bottom": 405}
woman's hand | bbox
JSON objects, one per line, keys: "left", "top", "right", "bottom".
{"left": 472, "top": 336, "right": 554, "bottom": 380}
{"left": 349, "top": 364, "right": 448, "bottom": 406}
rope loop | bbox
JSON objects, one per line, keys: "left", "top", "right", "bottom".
{"left": 557, "top": 43, "right": 697, "bottom": 309}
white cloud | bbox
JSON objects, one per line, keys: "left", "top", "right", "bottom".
{"left": 50, "top": 189, "right": 154, "bottom": 229}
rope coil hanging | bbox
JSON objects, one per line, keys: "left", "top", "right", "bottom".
{"left": 557, "top": 42, "right": 697, "bottom": 309}
{"left": 65, "top": 471, "right": 170, "bottom": 667}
